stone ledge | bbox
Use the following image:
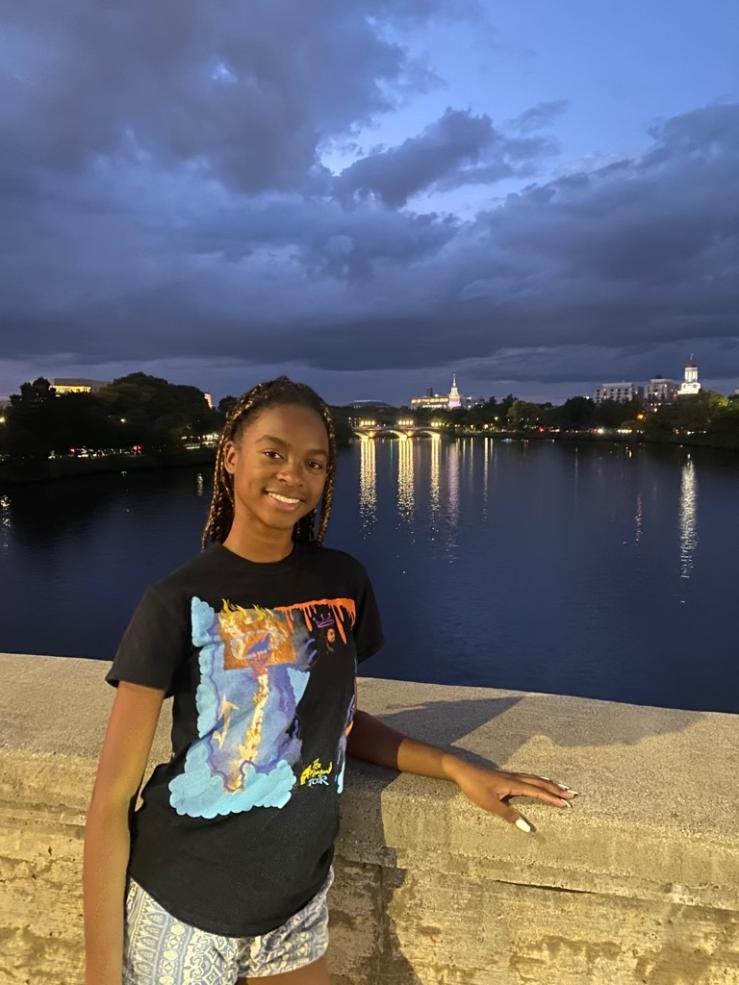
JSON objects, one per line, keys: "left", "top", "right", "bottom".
{"left": 1, "top": 652, "right": 738, "bottom": 984}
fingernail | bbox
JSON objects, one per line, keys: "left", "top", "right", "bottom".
{"left": 559, "top": 798, "right": 573, "bottom": 809}
{"left": 515, "top": 818, "right": 534, "bottom": 833}
{"left": 559, "top": 785, "right": 579, "bottom": 795}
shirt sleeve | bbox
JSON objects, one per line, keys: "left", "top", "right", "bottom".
{"left": 105, "top": 585, "right": 189, "bottom": 697}
{"left": 352, "top": 564, "right": 384, "bottom": 664}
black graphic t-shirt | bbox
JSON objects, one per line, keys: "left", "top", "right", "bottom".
{"left": 105, "top": 542, "right": 383, "bottom": 936}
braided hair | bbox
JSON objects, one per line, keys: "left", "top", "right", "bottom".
{"left": 201, "top": 376, "right": 336, "bottom": 550}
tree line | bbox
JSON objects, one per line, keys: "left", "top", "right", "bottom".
{"left": 2, "top": 374, "right": 739, "bottom": 461}
{"left": 361, "top": 391, "right": 739, "bottom": 437}
{"left": 0, "top": 374, "right": 222, "bottom": 459}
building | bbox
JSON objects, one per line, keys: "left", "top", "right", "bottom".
{"left": 594, "top": 383, "right": 644, "bottom": 404}
{"left": 646, "top": 376, "right": 680, "bottom": 405}
{"left": 410, "top": 393, "right": 449, "bottom": 410}
{"left": 410, "top": 375, "right": 464, "bottom": 411}
{"left": 463, "top": 395, "right": 486, "bottom": 409}
{"left": 50, "top": 378, "right": 110, "bottom": 395}
{"left": 203, "top": 392, "right": 214, "bottom": 409}
{"left": 678, "top": 355, "right": 701, "bottom": 397}
{"left": 447, "top": 373, "right": 462, "bottom": 410}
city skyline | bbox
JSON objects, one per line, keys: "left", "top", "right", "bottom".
{"left": 2, "top": 1, "right": 738, "bottom": 404}
{"left": 6, "top": 354, "right": 734, "bottom": 411}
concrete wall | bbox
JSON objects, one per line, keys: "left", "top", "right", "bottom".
{"left": 0, "top": 651, "right": 737, "bottom": 985}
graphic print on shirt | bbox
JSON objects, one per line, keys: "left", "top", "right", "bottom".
{"left": 168, "top": 596, "right": 356, "bottom": 818}
{"left": 336, "top": 685, "right": 356, "bottom": 794}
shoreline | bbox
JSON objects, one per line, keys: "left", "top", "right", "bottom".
{"left": 1, "top": 430, "right": 738, "bottom": 484}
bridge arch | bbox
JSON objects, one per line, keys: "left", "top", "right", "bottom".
{"left": 351, "top": 425, "right": 444, "bottom": 440}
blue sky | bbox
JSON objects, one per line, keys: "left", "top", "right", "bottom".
{"left": 1, "top": 0, "right": 737, "bottom": 403}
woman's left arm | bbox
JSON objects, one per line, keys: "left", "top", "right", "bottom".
{"left": 346, "top": 708, "right": 578, "bottom": 834}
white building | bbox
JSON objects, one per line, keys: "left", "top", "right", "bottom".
{"left": 594, "top": 382, "right": 644, "bottom": 404}
{"left": 50, "top": 377, "right": 110, "bottom": 395}
{"left": 447, "top": 374, "right": 462, "bottom": 410}
{"left": 678, "top": 356, "right": 702, "bottom": 397}
{"left": 410, "top": 375, "right": 464, "bottom": 411}
{"left": 646, "top": 376, "right": 680, "bottom": 405}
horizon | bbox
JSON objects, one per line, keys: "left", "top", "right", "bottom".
{"left": 3, "top": 361, "right": 737, "bottom": 408}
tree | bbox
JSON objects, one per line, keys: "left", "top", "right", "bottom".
{"left": 593, "top": 398, "right": 643, "bottom": 428}
{"left": 546, "top": 396, "right": 596, "bottom": 430}
{"left": 5, "top": 378, "right": 57, "bottom": 458}
{"left": 97, "top": 373, "right": 214, "bottom": 451}
{"left": 218, "top": 395, "right": 238, "bottom": 416}
{"left": 46, "top": 394, "right": 117, "bottom": 452}
{"left": 507, "top": 400, "right": 543, "bottom": 429}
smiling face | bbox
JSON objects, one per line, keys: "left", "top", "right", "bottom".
{"left": 222, "top": 403, "right": 330, "bottom": 538}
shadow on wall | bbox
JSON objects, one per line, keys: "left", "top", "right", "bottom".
{"left": 335, "top": 692, "right": 701, "bottom": 983}
{"left": 376, "top": 694, "right": 700, "bottom": 759}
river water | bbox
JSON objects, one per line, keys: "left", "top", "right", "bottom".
{"left": 1, "top": 438, "right": 737, "bottom": 713}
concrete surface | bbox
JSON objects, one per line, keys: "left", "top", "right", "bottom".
{"left": 0, "top": 652, "right": 737, "bottom": 984}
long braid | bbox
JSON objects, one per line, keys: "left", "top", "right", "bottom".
{"left": 201, "top": 377, "right": 336, "bottom": 550}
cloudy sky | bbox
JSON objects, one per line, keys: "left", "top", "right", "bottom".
{"left": 2, "top": 0, "right": 738, "bottom": 403}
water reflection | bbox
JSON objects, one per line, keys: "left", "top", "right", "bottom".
{"left": 634, "top": 493, "right": 643, "bottom": 544}
{"left": 679, "top": 455, "right": 698, "bottom": 580}
{"left": 446, "top": 441, "right": 460, "bottom": 528}
{"left": 0, "top": 493, "right": 11, "bottom": 552}
{"left": 196, "top": 472, "right": 205, "bottom": 497}
{"left": 483, "top": 438, "right": 490, "bottom": 516}
{"left": 359, "top": 437, "right": 377, "bottom": 528}
{"left": 430, "top": 435, "right": 441, "bottom": 523}
{"left": 397, "top": 436, "right": 414, "bottom": 523}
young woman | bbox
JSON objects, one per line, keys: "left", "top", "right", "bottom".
{"left": 83, "top": 376, "right": 578, "bottom": 985}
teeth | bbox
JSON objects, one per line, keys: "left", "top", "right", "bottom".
{"left": 267, "top": 492, "right": 300, "bottom": 504}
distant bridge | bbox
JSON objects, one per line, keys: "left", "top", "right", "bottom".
{"left": 351, "top": 424, "right": 444, "bottom": 440}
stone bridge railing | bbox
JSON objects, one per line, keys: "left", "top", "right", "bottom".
{"left": 0, "top": 652, "right": 737, "bottom": 984}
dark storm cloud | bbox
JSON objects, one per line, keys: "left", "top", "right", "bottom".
{"left": 1, "top": 0, "right": 738, "bottom": 396}
{"left": 2, "top": 0, "right": 444, "bottom": 194}
{"left": 473, "top": 102, "right": 739, "bottom": 293}
{"left": 334, "top": 108, "right": 558, "bottom": 206}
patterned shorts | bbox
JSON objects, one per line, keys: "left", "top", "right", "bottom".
{"left": 122, "top": 867, "right": 333, "bottom": 984}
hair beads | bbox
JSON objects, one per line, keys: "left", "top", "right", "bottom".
{"left": 201, "top": 377, "right": 337, "bottom": 550}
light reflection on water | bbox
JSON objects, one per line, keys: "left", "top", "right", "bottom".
{"left": 679, "top": 455, "right": 698, "bottom": 581}
{"left": 0, "top": 493, "right": 11, "bottom": 552}
{"left": 446, "top": 440, "right": 460, "bottom": 530}
{"left": 482, "top": 437, "right": 490, "bottom": 519}
{"left": 397, "top": 436, "right": 414, "bottom": 524}
{"left": 429, "top": 435, "right": 441, "bottom": 521}
{"left": 358, "top": 437, "right": 376, "bottom": 530}
{"left": 634, "top": 493, "right": 643, "bottom": 544}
